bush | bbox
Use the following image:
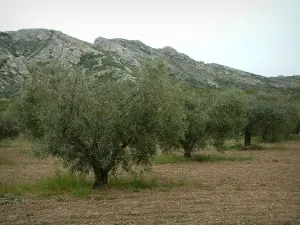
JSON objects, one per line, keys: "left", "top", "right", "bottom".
{"left": 287, "top": 134, "right": 300, "bottom": 141}
{"left": 0, "top": 110, "right": 19, "bottom": 142}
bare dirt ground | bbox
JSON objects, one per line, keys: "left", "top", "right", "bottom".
{"left": 1, "top": 140, "right": 300, "bottom": 225}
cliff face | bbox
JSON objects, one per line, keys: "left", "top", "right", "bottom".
{"left": 0, "top": 28, "right": 299, "bottom": 97}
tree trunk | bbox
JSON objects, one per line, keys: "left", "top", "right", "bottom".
{"left": 244, "top": 130, "right": 251, "bottom": 147}
{"left": 93, "top": 168, "right": 109, "bottom": 189}
{"left": 262, "top": 132, "right": 269, "bottom": 142}
{"left": 183, "top": 148, "right": 192, "bottom": 158}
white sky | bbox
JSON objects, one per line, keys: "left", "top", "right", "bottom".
{"left": 1, "top": 0, "right": 299, "bottom": 76}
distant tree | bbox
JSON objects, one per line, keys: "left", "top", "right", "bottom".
{"left": 278, "top": 101, "right": 300, "bottom": 138}
{"left": 208, "top": 89, "right": 249, "bottom": 150}
{"left": 179, "top": 88, "right": 210, "bottom": 158}
{"left": 179, "top": 88, "right": 249, "bottom": 156}
{"left": 243, "top": 92, "right": 296, "bottom": 146}
{"left": 0, "top": 108, "right": 19, "bottom": 142}
{"left": 16, "top": 62, "right": 186, "bottom": 188}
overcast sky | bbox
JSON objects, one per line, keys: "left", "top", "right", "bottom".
{"left": 1, "top": 0, "right": 299, "bottom": 77}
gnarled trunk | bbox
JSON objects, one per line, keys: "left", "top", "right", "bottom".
{"left": 91, "top": 141, "right": 130, "bottom": 189}
{"left": 180, "top": 138, "right": 195, "bottom": 159}
{"left": 93, "top": 168, "right": 109, "bottom": 189}
{"left": 244, "top": 129, "right": 251, "bottom": 147}
{"left": 183, "top": 147, "right": 192, "bottom": 158}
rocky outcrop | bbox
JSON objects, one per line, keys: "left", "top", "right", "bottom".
{"left": 0, "top": 29, "right": 134, "bottom": 97}
{"left": 94, "top": 37, "right": 296, "bottom": 89}
{"left": 0, "top": 28, "right": 299, "bottom": 98}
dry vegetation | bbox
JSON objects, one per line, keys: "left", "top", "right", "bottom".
{"left": 1, "top": 139, "right": 300, "bottom": 225}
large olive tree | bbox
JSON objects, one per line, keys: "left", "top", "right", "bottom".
{"left": 17, "top": 62, "right": 186, "bottom": 188}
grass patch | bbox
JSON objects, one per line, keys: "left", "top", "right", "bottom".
{"left": 0, "top": 172, "right": 93, "bottom": 198}
{"left": 0, "top": 173, "right": 185, "bottom": 197}
{"left": 287, "top": 135, "right": 300, "bottom": 141}
{"left": 0, "top": 138, "right": 14, "bottom": 147}
{"left": 192, "top": 154, "right": 254, "bottom": 162}
{"left": 152, "top": 154, "right": 184, "bottom": 164}
{"left": 109, "top": 176, "right": 184, "bottom": 192}
{"left": 0, "top": 157, "right": 15, "bottom": 165}
{"left": 252, "top": 136, "right": 262, "bottom": 144}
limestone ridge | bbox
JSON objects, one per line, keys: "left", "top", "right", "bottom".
{"left": 0, "top": 28, "right": 299, "bottom": 97}
{"left": 94, "top": 38, "right": 270, "bottom": 89}
{"left": 0, "top": 29, "right": 133, "bottom": 97}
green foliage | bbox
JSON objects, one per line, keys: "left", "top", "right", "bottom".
{"left": 244, "top": 91, "right": 300, "bottom": 145}
{"left": 0, "top": 108, "right": 19, "bottom": 142}
{"left": 208, "top": 89, "right": 250, "bottom": 150}
{"left": 179, "top": 87, "right": 211, "bottom": 157}
{"left": 16, "top": 62, "right": 186, "bottom": 188}
{"left": 101, "top": 55, "right": 123, "bottom": 68}
{"left": 287, "top": 135, "right": 300, "bottom": 141}
{"left": 0, "top": 99, "right": 12, "bottom": 112}
{"left": 0, "top": 173, "right": 184, "bottom": 196}
{"left": 0, "top": 172, "right": 93, "bottom": 197}
{"left": 79, "top": 52, "right": 100, "bottom": 68}
{"left": 152, "top": 154, "right": 184, "bottom": 164}
{"left": 178, "top": 88, "right": 250, "bottom": 156}
{"left": 192, "top": 154, "right": 254, "bottom": 162}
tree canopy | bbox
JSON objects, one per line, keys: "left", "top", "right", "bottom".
{"left": 16, "top": 62, "right": 186, "bottom": 188}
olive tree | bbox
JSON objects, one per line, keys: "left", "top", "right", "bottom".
{"left": 282, "top": 101, "right": 300, "bottom": 136}
{"left": 179, "top": 88, "right": 211, "bottom": 158}
{"left": 0, "top": 100, "right": 19, "bottom": 141}
{"left": 208, "top": 89, "right": 249, "bottom": 150}
{"left": 179, "top": 88, "right": 249, "bottom": 156}
{"left": 17, "top": 62, "right": 186, "bottom": 188}
{"left": 0, "top": 110, "right": 19, "bottom": 142}
{"left": 243, "top": 92, "right": 295, "bottom": 146}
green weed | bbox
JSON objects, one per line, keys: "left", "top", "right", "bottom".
{"left": 0, "top": 172, "right": 93, "bottom": 198}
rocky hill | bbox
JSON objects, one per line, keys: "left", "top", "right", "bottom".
{"left": 0, "top": 28, "right": 299, "bottom": 97}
